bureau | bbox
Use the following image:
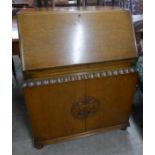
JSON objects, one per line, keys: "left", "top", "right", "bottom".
{"left": 18, "top": 7, "right": 138, "bottom": 149}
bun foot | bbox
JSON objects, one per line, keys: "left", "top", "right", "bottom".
{"left": 121, "top": 126, "right": 127, "bottom": 130}
{"left": 121, "top": 122, "right": 130, "bottom": 130}
{"left": 121, "top": 124, "right": 128, "bottom": 130}
{"left": 34, "top": 142, "right": 44, "bottom": 149}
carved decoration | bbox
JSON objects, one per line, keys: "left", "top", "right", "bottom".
{"left": 71, "top": 96, "right": 100, "bottom": 119}
{"left": 23, "top": 67, "right": 137, "bottom": 88}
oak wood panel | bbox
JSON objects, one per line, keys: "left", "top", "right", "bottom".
{"left": 18, "top": 7, "right": 137, "bottom": 71}
{"left": 85, "top": 73, "right": 137, "bottom": 131}
{"left": 24, "top": 80, "right": 86, "bottom": 141}
{"left": 12, "top": 14, "right": 142, "bottom": 57}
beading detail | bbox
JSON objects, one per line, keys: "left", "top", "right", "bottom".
{"left": 23, "top": 67, "right": 137, "bottom": 88}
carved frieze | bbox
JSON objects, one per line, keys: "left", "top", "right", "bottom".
{"left": 23, "top": 67, "right": 137, "bottom": 88}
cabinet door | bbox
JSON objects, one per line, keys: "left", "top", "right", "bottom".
{"left": 24, "top": 80, "right": 85, "bottom": 141}
{"left": 85, "top": 73, "right": 137, "bottom": 131}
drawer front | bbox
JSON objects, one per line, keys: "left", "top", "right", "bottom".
{"left": 24, "top": 80, "right": 85, "bottom": 141}
{"left": 85, "top": 73, "right": 137, "bottom": 131}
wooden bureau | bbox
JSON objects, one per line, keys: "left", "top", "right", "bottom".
{"left": 17, "top": 7, "right": 138, "bottom": 148}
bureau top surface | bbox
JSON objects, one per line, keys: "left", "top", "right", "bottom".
{"left": 18, "top": 7, "right": 137, "bottom": 71}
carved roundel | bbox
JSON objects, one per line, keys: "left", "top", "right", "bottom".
{"left": 71, "top": 96, "right": 100, "bottom": 119}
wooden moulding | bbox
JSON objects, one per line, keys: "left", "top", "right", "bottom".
{"left": 34, "top": 123, "right": 128, "bottom": 148}
{"left": 23, "top": 59, "right": 137, "bottom": 80}
{"left": 23, "top": 67, "right": 137, "bottom": 88}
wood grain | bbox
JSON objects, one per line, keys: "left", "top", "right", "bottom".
{"left": 24, "top": 80, "right": 86, "bottom": 141}
{"left": 18, "top": 7, "right": 137, "bottom": 71}
{"left": 23, "top": 72, "right": 137, "bottom": 145}
{"left": 85, "top": 73, "right": 138, "bottom": 130}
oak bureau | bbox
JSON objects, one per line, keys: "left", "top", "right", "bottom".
{"left": 17, "top": 7, "right": 138, "bottom": 148}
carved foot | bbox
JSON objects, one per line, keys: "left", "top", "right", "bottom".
{"left": 121, "top": 126, "right": 127, "bottom": 130}
{"left": 34, "top": 142, "right": 44, "bottom": 149}
{"left": 121, "top": 121, "right": 130, "bottom": 130}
